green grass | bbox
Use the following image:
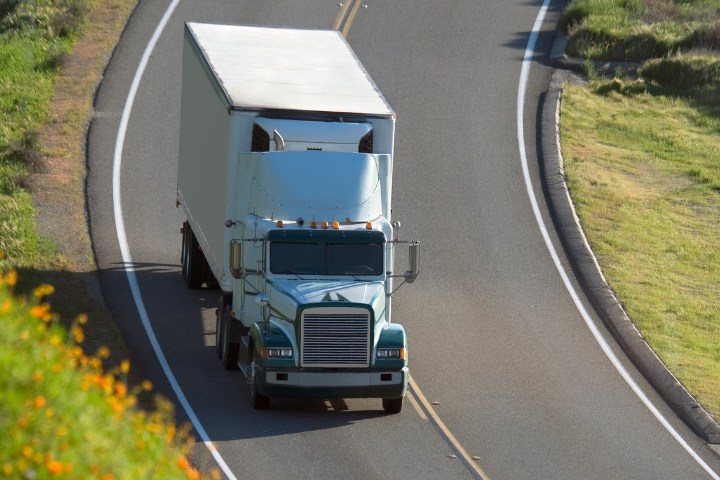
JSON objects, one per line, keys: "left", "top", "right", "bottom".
{"left": 560, "top": 84, "right": 720, "bottom": 418}
{"left": 562, "top": 0, "right": 720, "bottom": 60}
{"left": 0, "top": 3, "right": 75, "bottom": 272}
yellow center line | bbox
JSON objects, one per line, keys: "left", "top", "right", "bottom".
{"left": 341, "top": 0, "right": 363, "bottom": 37}
{"left": 332, "top": 1, "right": 353, "bottom": 31}
{"left": 409, "top": 376, "right": 492, "bottom": 480}
{"left": 406, "top": 389, "right": 428, "bottom": 421}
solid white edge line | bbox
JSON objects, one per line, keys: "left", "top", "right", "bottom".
{"left": 111, "top": 1, "right": 237, "bottom": 479}
{"left": 516, "top": 3, "right": 719, "bottom": 479}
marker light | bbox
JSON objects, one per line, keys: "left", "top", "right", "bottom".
{"left": 332, "top": 221, "right": 340, "bottom": 230}
{"left": 322, "top": 221, "right": 329, "bottom": 229}
{"left": 366, "top": 221, "right": 373, "bottom": 229}
{"left": 310, "top": 221, "right": 317, "bottom": 229}
{"left": 276, "top": 220, "right": 284, "bottom": 228}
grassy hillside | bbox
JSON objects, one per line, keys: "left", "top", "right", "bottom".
{"left": 560, "top": 0, "right": 720, "bottom": 420}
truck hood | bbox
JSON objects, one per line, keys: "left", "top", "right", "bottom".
{"left": 267, "top": 278, "right": 387, "bottom": 322}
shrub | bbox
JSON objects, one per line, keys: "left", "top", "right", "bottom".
{"left": 0, "top": 270, "right": 218, "bottom": 479}
{"left": 640, "top": 53, "right": 720, "bottom": 89}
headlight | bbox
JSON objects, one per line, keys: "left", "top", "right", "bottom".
{"left": 376, "top": 348, "right": 405, "bottom": 360}
{"left": 267, "top": 348, "right": 293, "bottom": 358}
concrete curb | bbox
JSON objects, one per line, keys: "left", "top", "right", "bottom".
{"left": 540, "top": 86, "right": 720, "bottom": 444}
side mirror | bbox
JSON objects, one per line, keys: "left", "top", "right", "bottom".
{"left": 229, "top": 240, "right": 245, "bottom": 279}
{"left": 404, "top": 242, "right": 420, "bottom": 283}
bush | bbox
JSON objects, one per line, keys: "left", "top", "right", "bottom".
{"left": 0, "top": 271, "right": 218, "bottom": 479}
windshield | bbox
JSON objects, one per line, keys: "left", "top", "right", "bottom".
{"left": 270, "top": 242, "right": 384, "bottom": 276}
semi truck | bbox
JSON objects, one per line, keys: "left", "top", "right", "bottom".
{"left": 177, "top": 22, "right": 419, "bottom": 413}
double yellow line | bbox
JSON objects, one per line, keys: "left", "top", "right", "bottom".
{"left": 408, "top": 377, "right": 492, "bottom": 480}
{"left": 333, "top": 4, "right": 491, "bottom": 478}
{"left": 333, "top": 0, "right": 365, "bottom": 37}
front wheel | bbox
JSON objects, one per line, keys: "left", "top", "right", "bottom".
{"left": 249, "top": 359, "right": 270, "bottom": 410}
{"left": 382, "top": 397, "right": 403, "bottom": 414}
{"left": 217, "top": 300, "right": 239, "bottom": 370}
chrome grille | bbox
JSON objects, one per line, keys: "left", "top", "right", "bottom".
{"left": 301, "top": 307, "right": 370, "bottom": 367}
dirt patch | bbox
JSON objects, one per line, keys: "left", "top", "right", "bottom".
{"left": 30, "top": 0, "right": 138, "bottom": 375}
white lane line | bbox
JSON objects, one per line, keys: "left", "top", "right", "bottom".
{"left": 516, "top": 3, "right": 719, "bottom": 479}
{"left": 111, "top": 2, "right": 237, "bottom": 479}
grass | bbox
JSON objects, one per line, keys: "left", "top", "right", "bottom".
{"left": 561, "top": 0, "right": 720, "bottom": 60}
{"left": 560, "top": 0, "right": 720, "bottom": 423}
{"left": 560, "top": 83, "right": 720, "bottom": 418}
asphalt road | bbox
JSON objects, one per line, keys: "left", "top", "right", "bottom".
{"left": 87, "top": 0, "right": 720, "bottom": 478}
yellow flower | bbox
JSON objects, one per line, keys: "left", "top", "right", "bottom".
{"left": 33, "top": 284, "right": 55, "bottom": 299}
{"left": 97, "top": 346, "right": 111, "bottom": 359}
{"left": 120, "top": 359, "right": 130, "bottom": 374}
{"left": 77, "top": 313, "right": 88, "bottom": 325}
{"left": 72, "top": 326, "right": 85, "bottom": 343}
{"left": 4, "top": 270, "right": 17, "bottom": 287}
{"left": 141, "top": 380, "right": 153, "bottom": 392}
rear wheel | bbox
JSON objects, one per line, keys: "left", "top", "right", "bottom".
{"left": 382, "top": 397, "right": 403, "bottom": 414}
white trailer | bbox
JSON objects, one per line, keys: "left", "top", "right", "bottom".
{"left": 177, "top": 22, "right": 419, "bottom": 412}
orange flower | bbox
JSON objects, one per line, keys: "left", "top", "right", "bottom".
{"left": 34, "top": 396, "right": 46, "bottom": 409}
{"left": 47, "top": 459, "right": 62, "bottom": 475}
{"left": 177, "top": 456, "right": 190, "bottom": 470}
{"left": 115, "top": 382, "right": 127, "bottom": 398}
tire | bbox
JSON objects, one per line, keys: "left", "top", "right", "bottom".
{"left": 249, "top": 358, "right": 270, "bottom": 410}
{"left": 218, "top": 300, "right": 239, "bottom": 370}
{"left": 181, "top": 221, "right": 204, "bottom": 289}
{"left": 214, "top": 298, "right": 224, "bottom": 359}
{"left": 382, "top": 397, "right": 403, "bottom": 414}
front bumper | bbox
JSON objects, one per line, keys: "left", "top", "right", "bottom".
{"left": 256, "top": 366, "right": 408, "bottom": 399}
